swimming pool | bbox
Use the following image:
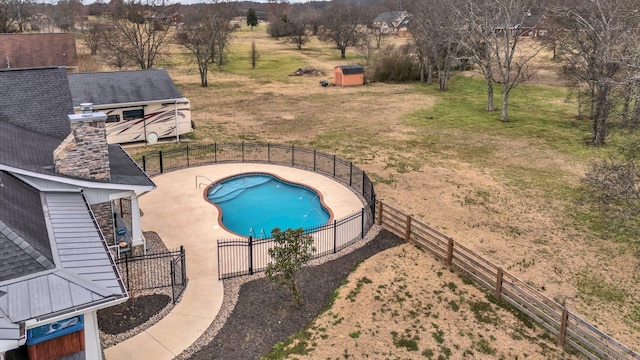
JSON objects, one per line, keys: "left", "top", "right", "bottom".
{"left": 207, "top": 173, "right": 331, "bottom": 237}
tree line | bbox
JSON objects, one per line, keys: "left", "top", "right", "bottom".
{"left": 2, "top": 0, "right": 640, "bottom": 147}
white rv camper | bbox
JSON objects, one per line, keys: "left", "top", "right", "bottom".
{"left": 68, "top": 69, "right": 193, "bottom": 144}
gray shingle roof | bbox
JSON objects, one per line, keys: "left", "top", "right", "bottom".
{"left": 373, "top": 11, "right": 406, "bottom": 23}
{"left": 0, "top": 67, "right": 155, "bottom": 189}
{"left": 68, "top": 69, "right": 184, "bottom": 107}
{"left": 0, "top": 172, "right": 54, "bottom": 280}
{"left": 0, "top": 67, "right": 72, "bottom": 139}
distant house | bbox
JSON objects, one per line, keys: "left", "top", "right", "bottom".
{"left": 372, "top": 11, "right": 411, "bottom": 35}
{"left": 333, "top": 65, "right": 364, "bottom": 86}
{"left": 520, "top": 12, "right": 546, "bottom": 37}
{"left": 0, "top": 33, "right": 78, "bottom": 70}
{"left": 493, "top": 11, "right": 547, "bottom": 37}
{"left": 0, "top": 67, "right": 155, "bottom": 359}
{"left": 68, "top": 69, "right": 193, "bottom": 144}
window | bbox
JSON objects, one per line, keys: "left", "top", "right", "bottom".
{"left": 123, "top": 109, "right": 144, "bottom": 121}
{"left": 106, "top": 114, "right": 121, "bottom": 123}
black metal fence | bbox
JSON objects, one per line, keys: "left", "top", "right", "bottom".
{"left": 116, "top": 246, "right": 187, "bottom": 304}
{"left": 134, "top": 143, "right": 377, "bottom": 280}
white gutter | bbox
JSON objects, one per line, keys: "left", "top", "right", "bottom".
{"left": 0, "top": 165, "right": 156, "bottom": 192}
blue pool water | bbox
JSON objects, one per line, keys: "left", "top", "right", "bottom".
{"left": 207, "top": 173, "right": 330, "bottom": 237}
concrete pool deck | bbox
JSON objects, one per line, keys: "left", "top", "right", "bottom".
{"left": 103, "top": 163, "right": 365, "bottom": 360}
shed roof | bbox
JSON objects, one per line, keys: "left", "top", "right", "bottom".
{"left": 68, "top": 69, "right": 184, "bottom": 106}
{"left": 336, "top": 65, "right": 364, "bottom": 75}
{"left": 0, "top": 33, "right": 78, "bottom": 69}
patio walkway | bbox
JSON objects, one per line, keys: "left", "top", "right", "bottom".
{"left": 103, "top": 163, "right": 364, "bottom": 360}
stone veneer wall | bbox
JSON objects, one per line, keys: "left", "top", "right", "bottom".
{"left": 53, "top": 115, "right": 110, "bottom": 181}
{"left": 91, "top": 202, "right": 114, "bottom": 244}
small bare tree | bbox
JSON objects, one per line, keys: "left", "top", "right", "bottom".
{"left": 461, "top": 0, "right": 542, "bottom": 121}
{"left": 249, "top": 40, "right": 259, "bottom": 69}
{"left": 318, "top": 1, "right": 362, "bottom": 59}
{"left": 104, "top": 0, "right": 175, "bottom": 70}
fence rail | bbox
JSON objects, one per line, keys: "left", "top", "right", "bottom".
{"left": 376, "top": 201, "right": 640, "bottom": 360}
{"left": 115, "top": 246, "right": 187, "bottom": 304}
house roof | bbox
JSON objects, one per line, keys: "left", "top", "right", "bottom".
{"left": 336, "top": 65, "right": 364, "bottom": 75}
{"left": 0, "top": 176, "right": 127, "bottom": 342}
{"left": 68, "top": 69, "right": 184, "bottom": 107}
{"left": 0, "top": 33, "right": 78, "bottom": 69}
{"left": 373, "top": 11, "right": 407, "bottom": 23}
{"left": 0, "top": 173, "right": 55, "bottom": 282}
{"left": 0, "top": 67, "right": 155, "bottom": 189}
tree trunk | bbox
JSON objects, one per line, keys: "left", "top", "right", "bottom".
{"left": 592, "top": 81, "right": 611, "bottom": 146}
{"left": 340, "top": 47, "right": 346, "bottom": 59}
{"left": 199, "top": 65, "right": 208, "bottom": 87}
{"left": 485, "top": 63, "right": 494, "bottom": 111}
{"left": 427, "top": 64, "right": 433, "bottom": 85}
{"left": 500, "top": 84, "right": 510, "bottom": 122}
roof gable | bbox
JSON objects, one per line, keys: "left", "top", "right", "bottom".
{"left": 68, "top": 69, "right": 184, "bottom": 106}
{"left": 0, "top": 34, "right": 78, "bottom": 69}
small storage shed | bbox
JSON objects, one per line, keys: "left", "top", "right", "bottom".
{"left": 333, "top": 65, "right": 364, "bottom": 86}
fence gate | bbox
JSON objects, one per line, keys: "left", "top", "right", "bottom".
{"left": 116, "top": 246, "right": 188, "bottom": 304}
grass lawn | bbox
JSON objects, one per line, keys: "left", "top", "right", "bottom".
{"left": 86, "top": 24, "right": 640, "bottom": 357}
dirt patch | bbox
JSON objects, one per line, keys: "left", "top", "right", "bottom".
{"left": 294, "top": 244, "right": 577, "bottom": 359}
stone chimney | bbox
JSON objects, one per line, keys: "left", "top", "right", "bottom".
{"left": 53, "top": 103, "right": 111, "bottom": 181}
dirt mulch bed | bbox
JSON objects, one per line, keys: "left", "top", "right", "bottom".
{"left": 97, "top": 294, "right": 171, "bottom": 335}
{"left": 187, "top": 229, "right": 404, "bottom": 360}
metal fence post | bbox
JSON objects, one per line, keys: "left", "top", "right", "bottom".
{"left": 313, "top": 149, "right": 316, "bottom": 171}
{"left": 333, "top": 220, "right": 337, "bottom": 253}
{"left": 186, "top": 146, "right": 190, "bottom": 167}
{"left": 361, "top": 207, "right": 365, "bottom": 239}
{"left": 242, "top": 141, "right": 245, "bottom": 162}
{"left": 125, "top": 254, "right": 130, "bottom": 291}
{"left": 170, "top": 260, "right": 176, "bottom": 304}
{"left": 142, "top": 155, "right": 146, "bottom": 172}
{"left": 333, "top": 155, "right": 336, "bottom": 177}
{"left": 362, "top": 171, "right": 366, "bottom": 196}
{"left": 159, "top": 151, "right": 164, "bottom": 174}
{"left": 214, "top": 143, "right": 217, "bottom": 162}
{"left": 268, "top": 143, "right": 271, "bottom": 163}
{"left": 180, "top": 245, "right": 186, "bottom": 285}
{"left": 291, "top": 144, "right": 295, "bottom": 166}
{"left": 248, "top": 236, "right": 253, "bottom": 275}
{"left": 349, "top": 162, "right": 353, "bottom": 186}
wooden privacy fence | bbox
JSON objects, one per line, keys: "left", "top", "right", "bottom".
{"left": 377, "top": 201, "right": 640, "bottom": 360}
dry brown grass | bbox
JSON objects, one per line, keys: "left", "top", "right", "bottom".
{"left": 84, "top": 26, "right": 640, "bottom": 357}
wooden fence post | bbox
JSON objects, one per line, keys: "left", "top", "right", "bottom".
{"left": 495, "top": 268, "right": 504, "bottom": 300}
{"left": 377, "top": 201, "right": 383, "bottom": 226}
{"left": 404, "top": 215, "right": 411, "bottom": 242}
{"left": 558, "top": 308, "right": 569, "bottom": 347}
{"left": 446, "top": 238, "right": 454, "bottom": 266}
